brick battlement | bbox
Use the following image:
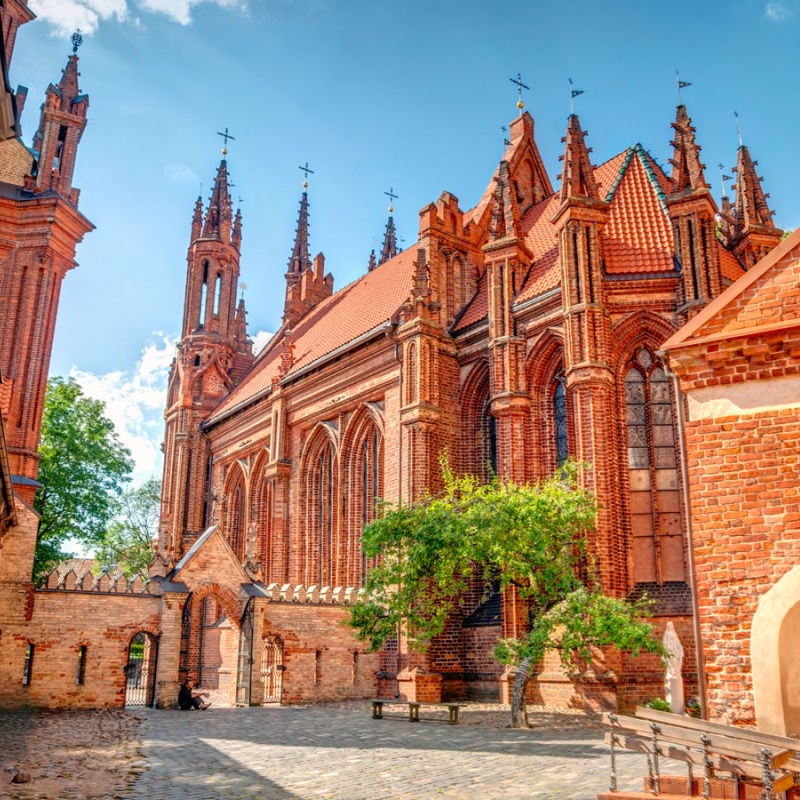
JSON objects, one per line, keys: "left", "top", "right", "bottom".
{"left": 262, "top": 583, "right": 364, "bottom": 605}
{"left": 38, "top": 564, "right": 156, "bottom": 595}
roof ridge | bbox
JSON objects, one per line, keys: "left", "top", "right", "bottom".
{"left": 603, "top": 144, "right": 669, "bottom": 217}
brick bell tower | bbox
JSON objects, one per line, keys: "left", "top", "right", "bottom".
{"left": 0, "top": 21, "right": 93, "bottom": 506}
{"left": 154, "top": 143, "right": 253, "bottom": 574}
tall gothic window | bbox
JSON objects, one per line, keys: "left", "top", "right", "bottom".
{"left": 358, "top": 426, "right": 382, "bottom": 585}
{"left": 317, "top": 447, "right": 334, "bottom": 586}
{"left": 226, "top": 473, "right": 246, "bottom": 563}
{"left": 625, "top": 347, "right": 685, "bottom": 585}
{"left": 553, "top": 375, "right": 568, "bottom": 467}
{"left": 302, "top": 433, "right": 338, "bottom": 586}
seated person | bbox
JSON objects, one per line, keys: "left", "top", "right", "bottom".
{"left": 178, "top": 677, "right": 211, "bottom": 710}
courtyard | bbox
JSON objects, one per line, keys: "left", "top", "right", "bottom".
{"left": 0, "top": 701, "right": 649, "bottom": 800}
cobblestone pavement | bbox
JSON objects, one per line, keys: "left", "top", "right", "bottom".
{"left": 1, "top": 702, "right": 650, "bottom": 800}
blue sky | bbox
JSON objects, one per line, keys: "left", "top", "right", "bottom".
{"left": 15, "top": 0, "right": 800, "bottom": 483}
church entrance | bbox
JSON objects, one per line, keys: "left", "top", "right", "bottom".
{"left": 124, "top": 631, "right": 158, "bottom": 708}
{"left": 261, "top": 634, "right": 284, "bottom": 703}
{"left": 235, "top": 597, "right": 255, "bottom": 706}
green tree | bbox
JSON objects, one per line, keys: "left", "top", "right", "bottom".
{"left": 34, "top": 377, "right": 134, "bottom": 578}
{"left": 95, "top": 477, "right": 161, "bottom": 578}
{"left": 349, "top": 458, "right": 664, "bottom": 728}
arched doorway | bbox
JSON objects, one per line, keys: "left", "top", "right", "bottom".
{"left": 261, "top": 634, "right": 284, "bottom": 704}
{"left": 124, "top": 631, "right": 158, "bottom": 708}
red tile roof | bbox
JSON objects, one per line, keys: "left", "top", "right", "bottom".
{"left": 207, "top": 246, "right": 419, "bottom": 423}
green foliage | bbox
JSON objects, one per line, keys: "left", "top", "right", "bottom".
{"left": 34, "top": 377, "right": 134, "bottom": 578}
{"left": 644, "top": 697, "right": 672, "bottom": 712}
{"left": 351, "top": 456, "right": 664, "bottom": 674}
{"left": 95, "top": 477, "right": 161, "bottom": 578}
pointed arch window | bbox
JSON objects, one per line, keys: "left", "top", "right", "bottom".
{"left": 358, "top": 425, "right": 382, "bottom": 585}
{"left": 198, "top": 261, "right": 209, "bottom": 329}
{"left": 625, "top": 347, "right": 685, "bottom": 585}
{"left": 212, "top": 273, "right": 222, "bottom": 316}
{"left": 317, "top": 446, "right": 335, "bottom": 586}
{"left": 226, "top": 473, "right": 247, "bottom": 563}
{"left": 553, "top": 375, "right": 569, "bottom": 467}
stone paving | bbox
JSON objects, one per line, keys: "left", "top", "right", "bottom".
{"left": 1, "top": 702, "right": 650, "bottom": 800}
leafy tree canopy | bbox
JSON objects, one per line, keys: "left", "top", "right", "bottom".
{"left": 349, "top": 457, "right": 664, "bottom": 727}
{"left": 95, "top": 477, "right": 161, "bottom": 578}
{"left": 34, "top": 377, "right": 134, "bottom": 578}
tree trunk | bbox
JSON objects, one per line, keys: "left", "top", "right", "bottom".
{"left": 511, "top": 656, "right": 535, "bottom": 728}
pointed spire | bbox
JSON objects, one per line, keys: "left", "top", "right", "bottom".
{"left": 190, "top": 196, "right": 203, "bottom": 242}
{"left": 669, "top": 105, "right": 708, "bottom": 195}
{"left": 202, "top": 159, "right": 233, "bottom": 240}
{"left": 488, "top": 161, "right": 520, "bottom": 242}
{"left": 286, "top": 190, "right": 311, "bottom": 277}
{"left": 379, "top": 215, "right": 397, "bottom": 264}
{"left": 367, "top": 249, "right": 377, "bottom": 272}
{"left": 732, "top": 144, "right": 776, "bottom": 234}
{"left": 558, "top": 114, "right": 599, "bottom": 203}
{"left": 232, "top": 207, "right": 242, "bottom": 249}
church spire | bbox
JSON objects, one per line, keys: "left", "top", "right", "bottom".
{"left": 31, "top": 32, "right": 89, "bottom": 205}
{"left": 202, "top": 158, "right": 233, "bottom": 241}
{"left": 669, "top": 104, "right": 708, "bottom": 195}
{"left": 557, "top": 113, "right": 599, "bottom": 203}
{"left": 286, "top": 189, "right": 311, "bottom": 278}
{"left": 379, "top": 213, "right": 397, "bottom": 264}
{"left": 729, "top": 141, "right": 782, "bottom": 268}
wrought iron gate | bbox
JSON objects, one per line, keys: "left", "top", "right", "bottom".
{"left": 235, "top": 597, "right": 255, "bottom": 706}
{"left": 261, "top": 635, "right": 284, "bottom": 703}
{"left": 124, "top": 631, "right": 158, "bottom": 707}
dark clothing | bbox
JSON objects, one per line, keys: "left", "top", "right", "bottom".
{"left": 178, "top": 682, "right": 197, "bottom": 710}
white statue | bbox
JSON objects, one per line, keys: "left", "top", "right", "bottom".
{"left": 663, "top": 621, "right": 685, "bottom": 713}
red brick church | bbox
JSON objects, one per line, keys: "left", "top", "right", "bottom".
{"left": 2, "top": 0, "right": 797, "bottom": 721}
{"left": 151, "top": 93, "right": 783, "bottom": 708}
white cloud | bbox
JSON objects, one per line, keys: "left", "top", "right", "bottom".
{"left": 29, "top": 0, "right": 245, "bottom": 36}
{"left": 29, "top": 0, "right": 128, "bottom": 36}
{"left": 765, "top": 2, "right": 795, "bottom": 21}
{"left": 251, "top": 328, "right": 275, "bottom": 355}
{"left": 70, "top": 333, "right": 175, "bottom": 486}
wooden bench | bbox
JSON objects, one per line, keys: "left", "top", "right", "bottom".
{"left": 371, "top": 699, "right": 462, "bottom": 725}
{"left": 599, "top": 706, "right": 800, "bottom": 800}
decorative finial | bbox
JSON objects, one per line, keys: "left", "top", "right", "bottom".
{"left": 239, "top": 281, "right": 247, "bottom": 301}
{"left": 568, "top": 78, "right": 584, "bottom": 114}
{"left": 384, "top": 186, "right": 398, "bottom": 214}
{"left": 71, "top": 29, "right": 83, "bottom": 54}
{"left": 217, "top": 127, "right": 236, "bottom": 157}
{"left": 734, "top": 111, "right": 743, "bottom": 146}
{"left": 298, "top": 161, "right": 314, "bottom": 189}
{"left": 676, "top": 70, "right": 691, "bottom": 103}
{"left": 509, "top": 72, "right": 529, "bottom": 115}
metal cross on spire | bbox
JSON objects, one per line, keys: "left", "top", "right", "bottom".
{"left": 71, "top": 29, "right": 83, "bottom": 54}
{"left": 509, "top": 72, "right": 529, "bottom": 115}
{"left": 384, "top": 187, "right": 398, "bottom": 213}
{"left": 298, "top": 161, "right": 315, "bottom": 188}
{"left": 568, "top": 78, "right": 584, "bottom": 114}
{"left": 217, "top": 127, "right": 236, "bottom": 155}
{"left": 734, "top": 111, "right": 743, "bottom": 146}
{"left": 676, "top": 70, "right": 692, "bottom": 103}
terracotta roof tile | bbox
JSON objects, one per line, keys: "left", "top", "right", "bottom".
{"left": 602, "top": 147, "right": 674, "bottom": 275}
{"left": 207, "top": 247, "right": 418, "bottom": 423}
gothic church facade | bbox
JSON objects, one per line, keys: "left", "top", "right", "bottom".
{"left": 153, "top": 102, "right": 783, "bottom": 708}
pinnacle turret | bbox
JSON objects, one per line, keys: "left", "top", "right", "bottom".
{"left": 202, "top": 159, "right": 233, "bottom": 241}
{"left": 669, "top": 105, "right": 708, "bottom": 195}
{"left": 287, "top": 191, "right": 311, "bottom": 278}
{"left": 558, "top": 114, "right": 599, "bottom": 203}
{"left": 379, "top": 214, "right": 397, "bottom": 264}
